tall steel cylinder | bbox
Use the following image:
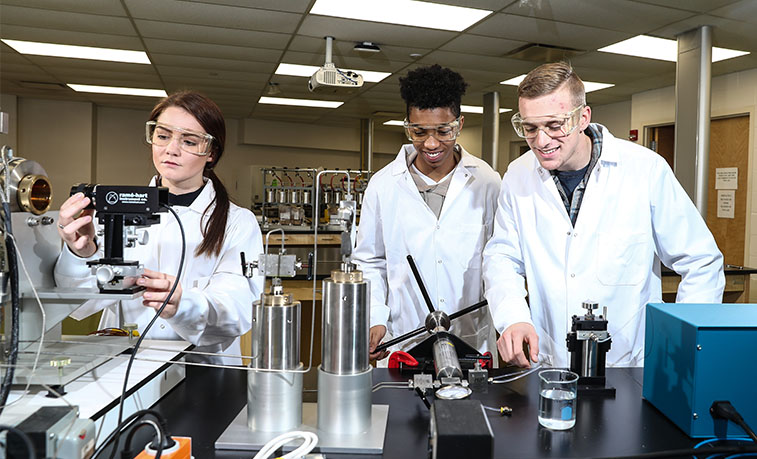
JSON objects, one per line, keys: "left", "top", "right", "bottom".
{"left": 321, "top": 269, "right": 369, "bottom": 374}
{"left": 318, "top": 267, "right": 372, "bottom": 434}
{"left": 248, "top": 292, "right": 303, "bottom": 432}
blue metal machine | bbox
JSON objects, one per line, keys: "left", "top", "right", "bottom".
{"left": 643, "top": 303, "right": 757, "bottom": 438}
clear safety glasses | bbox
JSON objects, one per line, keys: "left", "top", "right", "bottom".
{"left": 403, "top": 117, "right": 462, "bottom": 143}
{"left": 511, "top": 105, "right": 585, "bottom": 140}
{"left": 145, "top": 121, "right": 214, "bottom": 156}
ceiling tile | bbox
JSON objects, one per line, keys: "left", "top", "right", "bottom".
{"left": 0, "top": 0, "right": 127, "bottom": 16}
{"left": 0, "top": 25, "right": 144, "bottom": 49}
{"left": 134, "top": 20, "right": 290, "bottom": 49}
{"left": 441, "top": 35, "right": 528, "bottom": 57}
{"left": 0, "top": 5, "right": 136, "bottom": 35}
{"left": 185, "top": 0, "right": 312, "bottom": 14}
{"left": 149, "top": 53, "right": 276, "bottom": 73}
{"left": 157, "top": 65, "right": 270, "bottom": 83}
{"left": 469, "top": 12, "right": 630, "bottom": 50}
{"left": 629, "top": 0, "right": 742, "bottom": 13}
{"left": 649, "top": 14, "right": 757, "bottom": 50}
{"left": 124, "top": 0, "right": 301, "bottom": 33}
{"left": 144, "top": 39, "right": 283, "bottom": 62}
{"left": 504, "top": 0, "right": 694, "bottom": 34}
{"left": 288, "top": 35, "right": 427, "bottom": 64}
{"left": 298, "top": 16, "right": 456, "bottom": 49}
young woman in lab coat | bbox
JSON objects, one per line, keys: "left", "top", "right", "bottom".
{"left": 55, "top": 91, "right": 263, "bottom": 365}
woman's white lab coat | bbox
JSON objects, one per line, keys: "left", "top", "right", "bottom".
{"left": 353, "top": 145, "right": 501, "bottom": 353}
{"left": 483, "top": 125, "right": 725, "bottom": 367}
{"left": 55, "top": 178, "right": 264, "bottom": 365}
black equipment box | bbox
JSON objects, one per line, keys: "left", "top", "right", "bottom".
{"left": 429, "top": 399, "right": 493, "bottom": 459}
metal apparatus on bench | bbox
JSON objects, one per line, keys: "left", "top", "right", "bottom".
{"left": 566, "top": 301, "right": 615, "bottom": 395}
{"left": 241, "top": 229, "right": 305, "bottom": 433}
{"left": 218, "top": 170, "right": 388, "bottom": 455}
{"left": 0, "top": 149, "right": 162, "bottom": 388}
{"left": 374, "top": 255, "right": 492, "bottom": 400}
{"left": 72, "top": 183, "right": 168, "bottom": 293}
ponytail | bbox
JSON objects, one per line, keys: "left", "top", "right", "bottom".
{"left": 197, "top": 169, "right": 230, "bottom": 257}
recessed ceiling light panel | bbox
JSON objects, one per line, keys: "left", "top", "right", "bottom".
{"left": 460, "top": 105, "right": 512, "bottom": 114}
{"left": 598, "top": 35, "right": 749, "bottom": 63}
{"left": 258, "top": 96, "right": 343, "bottom": 108}
{"left": 500, "top": 74, "right": 614, "bottom": 93}
{"left": 2, "top": 39, "right": 150, "bottom": 64}
{"left": 67, "top": 84, "right": 166, "bottom": 97}
{"left": 310, "top": 0, "right": 492, "bottom": 32}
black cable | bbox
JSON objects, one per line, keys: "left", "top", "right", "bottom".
{"left": 711, "top": 400, "right": 757, "bottom": 442}
{"left": 0, "top": 425, "right": 36, "bottom": 459}
{"left": 111, "top": 205, "right": 184, "bottom": 457}
{"left": 93, "top": 409, "right": 166, "bottom": 458}
{"left": 0, "top": 202, "right": 19, "bottom": 416}
{"left": 120, "top": 420, "right": 163, "bottom": 459}
{"left": 592, "top": 444, "right": 757, "bottom": 458}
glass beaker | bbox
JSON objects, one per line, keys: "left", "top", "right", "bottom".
{"left": 538, "top": 369, "right": 578, "bottom": 430}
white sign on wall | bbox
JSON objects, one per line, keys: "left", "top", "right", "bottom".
{"left": 715, "top": 167, "right": 738, "bottom": 190}
{"left": 717, "top": 190, "right": 735, "bottom": 219}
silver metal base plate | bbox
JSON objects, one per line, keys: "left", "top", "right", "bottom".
{"left": 215, "top": 402, "right": 389, "bottom": 454}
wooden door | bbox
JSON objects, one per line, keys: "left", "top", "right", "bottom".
{"left": 706, "top": 115, "right": 750, "bottom": 266}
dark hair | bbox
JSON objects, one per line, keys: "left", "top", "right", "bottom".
{"left": 518, "top": 61, "right": 586, "bottom": 107}
{"left": 149, "top": 91, "right": 230, "bottom": 258}
{"left": 399, "top": 64, "right": 468, "bottom": 117}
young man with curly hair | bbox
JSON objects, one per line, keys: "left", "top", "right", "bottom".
{"left": 352, "top": 64, "right": 501, "bottom": 361}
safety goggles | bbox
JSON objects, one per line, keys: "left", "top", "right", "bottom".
{"left": 145, "top": 121, "right": 214, "bottom": 156}
{"left": 511, "top": 105, "right": 585, "bottom": 140}
{"left": 403, "top": 117, "right": 462, "bottom": 142}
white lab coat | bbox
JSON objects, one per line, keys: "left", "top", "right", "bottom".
{"left": 353, "top": 144, "right": 501, "bottom": 354}
{"left": 55, "top": 178, "right": 264, "bottom": 365}
{"left": 483, "top": 125, "right": 724, "bottom": 368}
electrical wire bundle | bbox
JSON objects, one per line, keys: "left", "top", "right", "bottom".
{"left": 0, "top": 148, "right": 20, "bottom": 416}
{"left": 107, "top": 205, "right": 186, "bottom": 458}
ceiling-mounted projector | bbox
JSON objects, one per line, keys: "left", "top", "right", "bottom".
{"left": 308, "top": 36, "right": 364, "bottom": 94}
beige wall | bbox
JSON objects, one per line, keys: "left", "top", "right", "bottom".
{"left": 0, "top": 94, "right": 18, "bottom": 149}
{"left": 4, "top": 97, "right": 406, "bottom": 210}
{"left": 592, "top": 100, "right": 632, "bottom": 139}
{"left": 97, "top": 106, "right": 156, "bottom": 185}
{"left": 18, "top": 98, "right": 94, "bottom": 209}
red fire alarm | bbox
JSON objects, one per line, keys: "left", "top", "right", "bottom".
{"left": 629, "top": 129, "right": 638, "bottom": 142}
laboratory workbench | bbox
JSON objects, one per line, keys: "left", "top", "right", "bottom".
{"left": 149, "top": 366, "right": 703, "bottom": 458}
{"left": 662, "top": 265, "right": 757, "bottom": 303}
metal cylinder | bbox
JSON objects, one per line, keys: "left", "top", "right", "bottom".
{"left": 247, "top": 292, "right": 303, "bottom": 432}
{"left": 277, "top": 189, "right": 288, "bottom": 204}
{"left": 266, "top": 188, "right": 276, "bottom": 204}
{"left": 317, "top": 366, "right": 372, "bottom": 434}
{"left": 289, "top": 189, "right": 301, "bottom": 205}
{"left": 321, "top": 269, "right": 369, "bottom": 374}
{"left": 247, "top": 366, "right": 303, "bottom": 432}
{"left": 580, "top": 338, "right": 599, "bottom": 377}
{"left": 251, "top": 293, "right": 300, "bottom": 370}
{"left": 1, "top": 159, "right": 52, "bottom": 215}
{"left": 433, "top": 336, "right": 462, "bottom": 380}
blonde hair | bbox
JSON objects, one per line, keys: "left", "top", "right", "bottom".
{"left": 518, "top": 62, "right": 586, "bottom": 107}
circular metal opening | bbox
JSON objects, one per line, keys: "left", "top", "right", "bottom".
{"left": 18, "top": 175, "right": 53, "bottom": 215}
